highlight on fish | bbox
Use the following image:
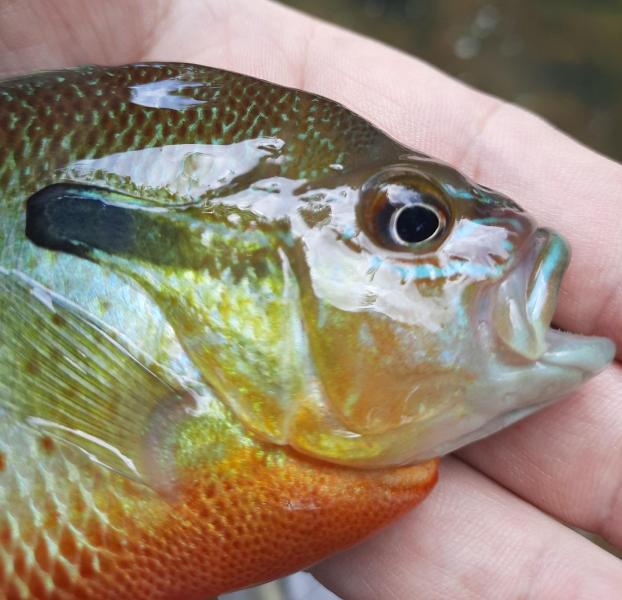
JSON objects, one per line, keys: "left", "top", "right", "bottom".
{"left": 0, "top": 63, "right": 614, "bottom": 599}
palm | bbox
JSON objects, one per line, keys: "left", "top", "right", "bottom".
{"left": 2, "top": 1, "right": 621, "bottom": 597}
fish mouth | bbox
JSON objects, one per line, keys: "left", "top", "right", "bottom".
{"left": 426, "top": 237, "right": 616, "bottom": 459}
{"left": 493, "top": 227, "right": 614, "bottom": 374}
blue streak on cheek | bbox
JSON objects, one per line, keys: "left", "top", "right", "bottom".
{"left": 395, "top": 263, "right": 440, "bottom": 281}
{"left": 369, "top": 255, "right": 383, "bottom": 272}
{"left": 442, "top": 184, "right": 474, "bottom": 201}
{"left": 368, "top": 255, "right": 445, "bottom": 281}
{"left": 372, "top": 259, "right": 502, "bottom": 281}
{"left": 341, "top": 226, "right": 356, "bottom": 241}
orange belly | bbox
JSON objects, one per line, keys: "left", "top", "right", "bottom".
{"left": 0, "top": 431, "right": 437, "bottom": 599}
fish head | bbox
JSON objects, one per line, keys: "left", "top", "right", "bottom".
{"left": 277, "top": 154, "right": 615, "bottom": 466}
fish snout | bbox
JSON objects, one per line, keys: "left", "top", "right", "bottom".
{"left": 493, "top": 227, "right": 569, "bottom": 361}
{"left": 492, "top": 226, "right": 614, "bottom": 374}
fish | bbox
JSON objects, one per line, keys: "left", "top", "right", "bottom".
{"left": 0, "top": 62, "right": 614, "bottom": 599}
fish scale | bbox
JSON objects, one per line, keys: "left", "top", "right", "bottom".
{"left": 1, "top": 401, "right": 434, "bottom": 599}
{"left": 0, "top": 416, "right": 147, "bottom": 600}
{"left": 0, "top": 63, "right": 387, "bottom": 197}
{"left": 0, "top": 62, "right": 613, "bottom": 598}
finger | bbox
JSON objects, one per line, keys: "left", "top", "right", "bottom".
{"left": 0, "top": 0, "right": 170, "bottom": 75}
{"left": 458, "top": 364, "right": 622, "bottom": 548}
{"left": 313, "top": 457, "right": 622, "bottom": 600}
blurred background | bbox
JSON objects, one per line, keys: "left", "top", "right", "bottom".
{"left": 279, "top": 0, "right": 622, "bottom": 161}
{"left": 226, "top": 1, "right": 622, "bottom": 597}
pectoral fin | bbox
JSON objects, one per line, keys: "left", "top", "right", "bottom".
{"left": 0, "top": 268, "right": 188, "bottom": 487}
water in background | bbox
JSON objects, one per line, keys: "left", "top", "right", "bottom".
{"left": 280, "top": 0, "right": 622, "bottom": 161}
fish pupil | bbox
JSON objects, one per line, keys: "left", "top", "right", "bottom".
{"left": 393, "top": 204, "right": 440, "bottom": 245}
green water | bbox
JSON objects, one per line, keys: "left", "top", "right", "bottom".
{"left": 280, "top": 0, "right": 622, "bottom": 161}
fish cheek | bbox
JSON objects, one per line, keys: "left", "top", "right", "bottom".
{"left": 301, "top": 300, "right": 463, "bottom": 436}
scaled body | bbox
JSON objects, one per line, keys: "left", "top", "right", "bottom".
{"left": 0, "top": 63, "right": 612, "bottom": 598}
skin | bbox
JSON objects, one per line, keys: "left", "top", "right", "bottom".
{"left": 0, "top": 0, "right": 621, "bottom": 597}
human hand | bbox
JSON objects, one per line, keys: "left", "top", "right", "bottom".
{"left": 2, "top": 1, "right": 621, "bottom": 597}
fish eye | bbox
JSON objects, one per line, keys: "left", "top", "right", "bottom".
{"left": 358, "top": 171, "right": 450, "bottom": 252}
{"left": 392, "top": 204, "right": 442, "bottom": 245}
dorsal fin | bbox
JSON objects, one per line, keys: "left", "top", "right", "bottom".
{"left": 0, "top": 268, "right": 190, "bottom": 487}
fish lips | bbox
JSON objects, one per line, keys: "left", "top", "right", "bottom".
{"left": 493, "top": 227, "right": 615, "bottom": 375}
{"left": 423, "top": 230, "right": 615, "bottom": 459}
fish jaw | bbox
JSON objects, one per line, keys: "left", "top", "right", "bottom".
{"left": 414, "top": 229, "right": 616, "bottom": 459}
{"left": 487, "top": 226, "right": 615, "bottom": 413}
{"left": 410, "top": 331, "right": 615, "bottom": 459}
{"left": 493, "top": 227, "right": 570, "bottom": 360}
{"left": 490, "top": 226, "right": 615, "bottom": 372}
